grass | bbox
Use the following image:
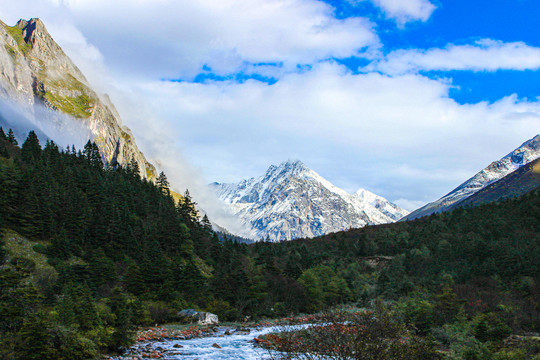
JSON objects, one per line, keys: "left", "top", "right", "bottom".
{"left": 6, "top": 25, "right": 31, "bottom": 56}
{"left": 4, "top": 44, "right": 17, "bottom": 62}
{"left": 43, "top": 92, "right": 93, "bottom": 118}
{"left": 2, "top": 229, "right": 58, "bottom": 287}
{"left": 3, "top": 229, "right": 50, "bottom": 271}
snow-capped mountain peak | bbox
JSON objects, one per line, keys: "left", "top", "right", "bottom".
{"left": 211, "top": 160, "right": 409, "bottom": 242}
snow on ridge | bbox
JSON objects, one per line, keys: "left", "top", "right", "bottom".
{"left": 404, "top": 134, "right": 540, "bottom": 220}
{"left": 211, "top": 160, "right": 409, "bottom": 242}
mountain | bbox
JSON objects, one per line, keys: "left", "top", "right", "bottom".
{"left": 0, "top": 18, "right": 156, "bottom": 179}
{"left": 403, "top": 134, "right": 540, "bottom": 220}
{"left": 211, "top": 160, "right": 408, "bottom": 241}
{"left": 450, "top": 157, "right": 540, "bottom": 210}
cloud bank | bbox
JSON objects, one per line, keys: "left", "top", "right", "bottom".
{"left": 371, "top": 39, "right": 540, "bottom": 74}
{"left": 53, "top": 0, "right": 380, "bottom": 80}
{"left": 1, "top": 0, "right": 540, "bottom": 218}
{"left": 370, "top": 0, "right": 436, "bottom": 25}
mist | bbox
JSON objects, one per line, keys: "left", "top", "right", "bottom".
{"left": 0, "top": 98, "right": 91, "bottom": 150}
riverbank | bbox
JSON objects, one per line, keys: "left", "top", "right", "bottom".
{"left": 109, "top": 313, "right": 323, "bottom": 359}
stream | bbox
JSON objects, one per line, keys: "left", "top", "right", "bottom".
{"left": 124, "top": 325, "right": 294, "bottom": 359}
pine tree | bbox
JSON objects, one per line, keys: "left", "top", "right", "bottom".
{"left": 201, "top": 214, "right": 212, "bottom": 232}
{"left": 109, "top": 287, "right": 135, "bottom": 349}
{"left": 21, "top": 131, "right": 41, "bottom": 163}
{"left": 156, "top": 171, "right": 170, "bottom": 195}
{"left": 0, "top": 126, "right": 7, "bottom": 140}
{"left": 7, "top": 129, "right": 17, "bottom": 145}
{"left": 177, "top": 189, "right": 198, "bottom": 221}
{"left": 127, "top": 158, "right": 140, "bottom": 177}
{"left": 0, "top": 142, "right": 8, "bottom": 158}
{"left": 15, "top": 312, "right": 55, "bottom": 360}
{"left": 83, "top": 141, "right": 102, "bottom": 168}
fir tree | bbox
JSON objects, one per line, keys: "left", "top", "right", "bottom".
{"left": 156, "top": 171, "right": 170, "bottom": 195}
{"left": 21, "top": 131, "right": 41, "bottom": 163}
{"left": 7, "top": 128, "right": 17, "bottom": 145}
{"left": 201, "top": 214, "right": 212, "bottom": 233}
{"left": 127, "top": 158, "right": 140, "bottom": 177}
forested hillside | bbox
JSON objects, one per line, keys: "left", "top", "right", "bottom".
{"left": 0, "top": 127, "right": 538, "bottom": 359}
{"left": 0, "top": 128, "right": 225, "bottom": 358}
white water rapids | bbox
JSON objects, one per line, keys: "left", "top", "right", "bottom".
{"left": 127, "top": 325, "right": 294, "bottom": 359}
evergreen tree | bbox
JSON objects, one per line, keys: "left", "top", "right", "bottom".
{"left": 0, "top": 142, "right": 8, "bottom": 158}
{"left": 108, "top": 287, "right": 135, "bottom": 350}
{"left": 127, "top": 158, "right": 140, "bottom": 177}
{"left": 7, "top": 128, "right": 17, "bottom": 145}
{"left": 156, "top": 171, "right": 170, "bottom": 195}
{"left": 21, "top": 131, "right": 41, "bottom": 163}
{"left": 83, "top": 141, "right": 102, "bottom": 169}
{"left": 15, "top": 312, "right": 55, "bottom": 360}
{"left": 201, "top": 214, "right": 212, "bottom": 233}
{"left": 177, "top": 189, "right": 198, "bottom": 221}
{"left": 0, "top": 126, "right": 7, "bottom": 140}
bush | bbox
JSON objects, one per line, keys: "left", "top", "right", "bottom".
{"left": 257, "top": 305, "right": 441, "bottom": 359}
{"left": 145, "top": 301, "right": 176, "bottom": 324}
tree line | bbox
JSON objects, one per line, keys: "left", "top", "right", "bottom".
{"left": 0, "top": 127, "right": 538, "bottom": 359}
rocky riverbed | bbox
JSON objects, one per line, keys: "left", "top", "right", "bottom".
{"left": 110, "top": 315, "right": 320, "bottom": 359}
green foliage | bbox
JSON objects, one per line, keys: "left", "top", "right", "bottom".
{"left": 6, "top": 25, "right": 31, "bottom": 55}
{"left": 22, "top": 130, "right": 41, "bottom": 163}
{"left": 259, "top": 305, "right": 442, "bottom": 359}
{"left": 41, "top": 90, "right": 93, "bottom": 118}
{"left": 4, "top": 44, "right": 17, "bottom": 61}
{"left": 0, "top": 132, "right": 219, "bottom": 356}
{"left": 7, "top": 128, "right": 17, "bottom": 145}
{"left": 0, "top": 129, "right": 538, "bottom": 358}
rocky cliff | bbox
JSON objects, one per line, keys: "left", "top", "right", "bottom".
{"left": 0, "top": 18, "right": 156, "bottom": 179}
{"left": 211, "top": 160, "right": 409, "bottom": 241}
{"left": 403, "top": 134, "right": 540, "bottom": 220}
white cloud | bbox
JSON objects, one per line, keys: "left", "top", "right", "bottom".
{"left": 41, "top": 0, "right": 380, "bottom": 80}
{"left": 2, "top": 0, "right": 540, "bottom": 222}
{"left": 109, "top": 63, "right": 540, "bottom": 211}
{"left": 361, "top": 0, "right": 436, "bottom": 25}
{"left": 372, "top": 39, "right": 540, "bottom": 74}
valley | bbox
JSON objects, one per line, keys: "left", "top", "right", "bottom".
{"left": 0, "top": 11, "right": 539, "bottom": 360}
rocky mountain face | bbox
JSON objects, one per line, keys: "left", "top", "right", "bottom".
{"left": 0, "top": 18, "right": 156, "bottom": 179}
{"left": 403, "top": 134, "right": 540, "bottom": 220}
{"left": 450, "top": 157, "right": 540, "bottom": 210}
{"left": 211, "top": 160, "right": 408, "bottom": 241}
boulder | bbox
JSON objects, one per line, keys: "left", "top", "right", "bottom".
{"left": 194, "top": 312, "right": 219, "bottom": 325}
{"left": 177, "top": 309, "right": 198, "bottom": 318}
{"left": 177, "top": 309, "right": 219, "bottom": 325}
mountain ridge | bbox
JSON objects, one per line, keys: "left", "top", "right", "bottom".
{"left": 212, "top": 159, "right": 408, "bottom": 241}
{"left": 403, "top": 133, "right": 540, "bottom": 220}
{"left": 0, "top": 18, "right": 157, "bottom": 179}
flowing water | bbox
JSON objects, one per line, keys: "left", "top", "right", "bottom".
{"left": 129, "top": 326, "right": 290, "bottom": 359}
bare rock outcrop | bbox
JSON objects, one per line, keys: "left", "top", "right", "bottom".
{"left": 0, "top": 18, "right": 156, "bottom": 179}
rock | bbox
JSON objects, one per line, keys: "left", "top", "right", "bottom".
{"left": 212, "top": 343, "right": 221, "bottom": 349}
{"left": 211, "top": 160, "right": 409, "bottom": 241}
{"left": 177, "top": 309, "right": 218, "bottom": 325}
{"left": 0, "top": 18, "right": 157, "bottom": 181}
{"left": 177, "top": 309, "right": 199, "bottom": 322}
{"left": 177, "top": 309, "right": 198, "bottom": 317}
{"left": 172, "top": 344, "right": 183, "bottom": 348}
{"left": 194, "top": 312, "right": 219, "bottom": 325}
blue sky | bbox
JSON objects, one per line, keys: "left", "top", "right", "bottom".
{"left": 183, "top": 0, "right": 540, "bottom": 105}
{"left": 2, "top": 0, "right": 540, "bottom": 227}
